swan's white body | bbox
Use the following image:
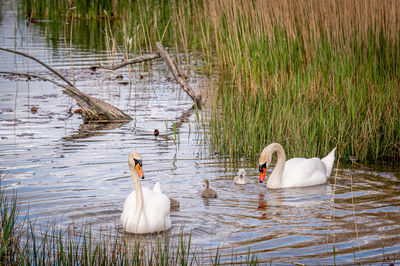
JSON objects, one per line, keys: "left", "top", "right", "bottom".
{"left": 259, "top": 143, "right": 336, "bottom": 189}
{"left": 120, "top": 153, "right": 171, "bottom": 234}
{"left": 234, "top": 169, "right": 249, "bottom": 185}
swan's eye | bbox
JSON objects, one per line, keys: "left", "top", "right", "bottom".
{"left": 134, "top": 159, "right": 142, "bottom": 167}
{"left": 259, "top": 163, "right": 266, "bottom": 172}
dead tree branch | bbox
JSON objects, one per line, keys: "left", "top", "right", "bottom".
{"left": 0, "top": 47, "right": 74, "bottom": 87}
{"left": 0, "top": 48, "right": 132, "bottom": 123}
{"left": 88, "top": 43, "right": 202, "bottom": 108}
{"left": 90, "top": 53, "right": 160, "bottom": 70}
{"left": 155, "top": 42, "right": 201, "bottom": 108}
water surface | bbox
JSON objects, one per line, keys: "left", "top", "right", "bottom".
{"left": 1, "top": 3, "right": 399, "bottom": 264}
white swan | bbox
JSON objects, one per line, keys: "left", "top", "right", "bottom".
{"left": 258, "top": 143, "right": 336, "bottom": 189}
{"left": 234, "top": 168, "right": 249, "bottom": 185}
{"left": 120, "top": 152, "right": 171, "bottom": 234}
{"left": 153, "top": 181, "right": 180, "bottom": 210}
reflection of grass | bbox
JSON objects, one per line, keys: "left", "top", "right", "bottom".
{"left": 0, "top": 182, "right": 257, "bottom": 265}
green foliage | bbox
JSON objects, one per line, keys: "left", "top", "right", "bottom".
{"left": 18, "top": 0, "right": 400, "bottom": 162}
{"left": 205, "top": 1, "right": 400, "bottom": 162}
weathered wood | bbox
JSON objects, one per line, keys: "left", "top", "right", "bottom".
{"left": 155, "top": 42, "right": 201, "bottom": 108}
{"left": 90, "top": 53, "right": 161, "bottom": 70}
{"left": 0, "top": 47, "right": 74, "bottom": 87}
{"left": 0, "top": 48, "right": 132, "bottom": 123}
{"left": 87, "top": 43, "right": 202, "bottom": 108}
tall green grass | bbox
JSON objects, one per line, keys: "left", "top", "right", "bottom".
{"left": 203, "top": 0, "right": 400, "bottom": 161}
{"left": 201, "top": 0, "right": 400, "bottom": 162}
{"left": 19, "top": 0, "right": 400, "bottom": 162}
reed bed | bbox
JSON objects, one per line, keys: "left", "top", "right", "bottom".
{"left": 203, "top": 0, "right": 400, "bottom": 162}
{"left": 20, "top": 0, "right": 400, "bottom": 162}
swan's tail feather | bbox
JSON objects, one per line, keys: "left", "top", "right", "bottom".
{"left": 321, "top": 147, "right": 336, "bottom": 177}
{"left": 153, "top": 182, "right": 162, "bottom": 193}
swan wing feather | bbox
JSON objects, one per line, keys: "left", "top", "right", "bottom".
{"left": 281, "top": 158, "right": 328, "bottom": 188}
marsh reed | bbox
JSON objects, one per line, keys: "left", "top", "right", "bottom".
{"left": 202, "top": 0, "right": 400, "bottom": 162}
{"left": 20, "top": 0, "right": 400, "bottom": 162}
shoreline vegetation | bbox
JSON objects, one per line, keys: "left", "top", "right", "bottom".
{"left": 21, "top": 0, "right": 400, "bottom": 163}
{"left": 0, "top": 182, "right": 258, "bottom": 265}
{"left": 5, "top": 0, "right": 399, "bottom": 263}
{"left": 20, "top": 0, "right": 400, "bottom": 163}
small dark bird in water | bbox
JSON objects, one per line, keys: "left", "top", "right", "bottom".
{"left": 30, "top": 106, "right": 38, "bottom": 114}
{"left": 201, "top": 179, "right": 217, "bottom": 198}
{"left": 154, "top": 129, "right": 159, "bottom": 136}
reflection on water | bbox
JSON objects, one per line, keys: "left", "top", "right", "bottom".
{"left": 0, "top": 3, "right": 400, "bottom": 265}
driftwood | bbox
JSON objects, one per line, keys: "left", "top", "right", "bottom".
{"left": 0, "top": 47, "right": 132, "bottom": 123}
{"left": 155, "top": 42, "right": 201, "bottom": 108}
{"left": 90, "top": 53, "right": 160, "bottom": 70}
{"left": 91, "top": 43, "right": 202, "bottom": 108}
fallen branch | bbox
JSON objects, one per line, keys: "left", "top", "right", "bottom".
{"left": 88, "top": 43, "right": 202, "bottom": 108}
{"left": 0, "top": 47, "right": 74, "bottom": 87}
{"left": 90, "top": 53, "right": 160, "bottom": 70}
{"left": 156, "top": 42, "right": 201, "bottom": 108}
{"left": 0, "top": 48, "right": 132, "bottom": 123}
{"left": 0, "top": 71, "right": 70, "bottom": 88}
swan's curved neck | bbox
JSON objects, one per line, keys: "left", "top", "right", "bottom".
{"left": 129, "top": 162, "right": 145, "bottom": 223}
{"left": 268, "top": 144, "right": 286, "bottom": 188}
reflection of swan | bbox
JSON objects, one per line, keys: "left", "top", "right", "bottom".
{"left": 153, "top": 182, "right": 180, "bottom": 210}
{"left": 266, "top": 184, "right": 332, "bottom": 208}
{"left": 258, "top": 143, "right": 336, "bottom": 189}
{"left": 234, "top": 169, "right": 249, "bottom": 185}
{"left": 201, "top": 179, "right": 217, "bottom": 198}
{"left": 257, "top": 193, "right": 267, "bottom": 220}
{"left": 120, "top": 152, "right": 171, "bottom": 234}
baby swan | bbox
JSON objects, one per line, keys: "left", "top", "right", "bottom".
{"left": 201, "top": 178, "right": 217, "bottom": 198}
{"left": 234, "top": 168, "right": 249, "bottom": 185}
{"left": 153, "top": 182, "right": 180, "bottom": 210}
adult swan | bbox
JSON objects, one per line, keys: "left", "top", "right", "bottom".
{"left": 120, "top": 152, "right": 171, "bottom": 234}
{"left": 258, "top": 143, "right": 336, "bottom": 189}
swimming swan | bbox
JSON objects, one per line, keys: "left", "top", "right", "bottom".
{"left": 153, "top": 182, "right": 180, "bottom": 210}
{"left": 258, "top": 143, "right": 336, "bottom": 189}
{"left": 120, "top": 152, "right": 171, "bottom": 234}
{"left": 234, "top": 168, "right": 249, "bottom": 185}
{"left": 201, "top": 178, "right": 217, "bottom": 198}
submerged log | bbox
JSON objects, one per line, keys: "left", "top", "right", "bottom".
{"left": 0, "top": 47, "right": 132, "bottom": 123}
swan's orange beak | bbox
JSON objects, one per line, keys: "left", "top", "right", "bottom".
{"left": 135, "top": 163, "right": 145, "bottom": 179}
{"left": 259, "top": 165, "right": 266, "bottom": 183}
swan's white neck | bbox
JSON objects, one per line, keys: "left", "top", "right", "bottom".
{"left": 128, "top": 161, "right": 146, "bottom": 227}
{"left": 266, "top": 143, "right": 286, "bottom": 188}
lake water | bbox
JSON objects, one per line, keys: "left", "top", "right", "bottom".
{"left": 1, "top": 2, "right": 399, "bottom": 264}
